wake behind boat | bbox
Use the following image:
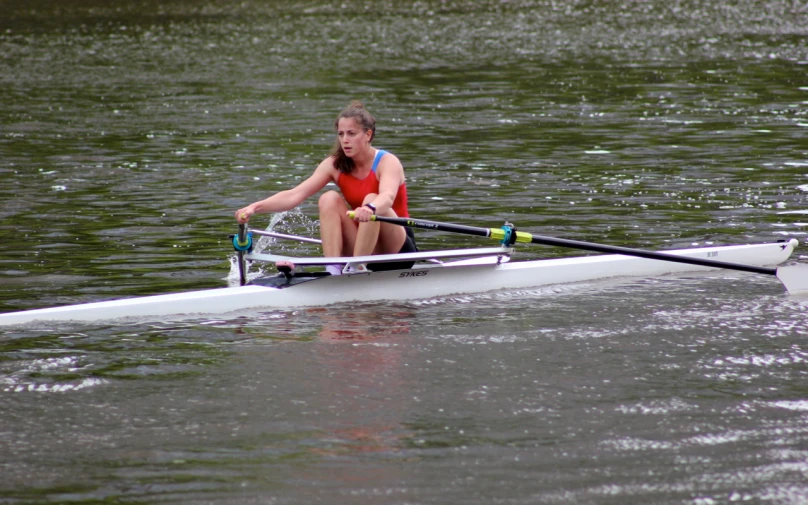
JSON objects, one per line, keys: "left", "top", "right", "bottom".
{"left": 0, "top": 217, "right": 805, "bottom": 326}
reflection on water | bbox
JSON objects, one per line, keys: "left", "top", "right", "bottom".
{"left": 2, "top": 281, "right": 808, "bottom": 502}
{"left": 2, "top": 0, "right": 808, "bottom": 503}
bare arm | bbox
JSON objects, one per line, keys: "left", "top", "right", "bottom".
{"left": 369, "top": 154, "right": 405, "bottom": 215}
{"left": 236, "top": 159, "right": 336, "bottom": 223}
{"left": 349, "top": 153, "right": 405, "bottom": 223}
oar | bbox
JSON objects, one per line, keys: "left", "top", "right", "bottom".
{"left": 232, "top": 223, "right": 252, "bottom": 286}
{"left": 366, "top": 215, "right": 808, "bottom": 295}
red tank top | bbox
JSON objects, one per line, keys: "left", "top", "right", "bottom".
{"left": 336, "top": 150, "right": 409, "bottom": 217}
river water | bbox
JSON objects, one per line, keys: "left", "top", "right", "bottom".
{"left": 2, "top": 0, "right": 808, "bottom": 503}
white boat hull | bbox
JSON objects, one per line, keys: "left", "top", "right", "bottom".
{"left": 0, "top": 239, "right": 798, "bottom": 326}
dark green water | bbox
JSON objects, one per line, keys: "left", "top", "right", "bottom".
{"left": 1, "top": 1, "right": 807, "bottom": 503}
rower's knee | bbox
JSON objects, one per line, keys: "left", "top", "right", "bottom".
{"left": 319, "top": 190, "right": 344, "bottom": 213}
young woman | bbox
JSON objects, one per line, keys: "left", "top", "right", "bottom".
{"left": 235, "top": 101, "right": 416, "bottom": 273}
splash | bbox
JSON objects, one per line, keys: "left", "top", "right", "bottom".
{"left": 225, "top": 209, "right": 321, "bottom": 286}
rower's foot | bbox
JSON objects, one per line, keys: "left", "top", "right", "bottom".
{"left": 276, "top": 260, "right": 295, "bottom": 277}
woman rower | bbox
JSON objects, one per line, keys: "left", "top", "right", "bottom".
{"left": 235, "top": 100, "right": 416, "bottom": 274}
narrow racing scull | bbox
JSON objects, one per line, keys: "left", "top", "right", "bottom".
{"left": 0, "top": 217, "right": 804, "bottom": 326}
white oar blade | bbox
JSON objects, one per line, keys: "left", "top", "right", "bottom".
{"left": 776, "top": 264, "right": 808, "bottom": 295}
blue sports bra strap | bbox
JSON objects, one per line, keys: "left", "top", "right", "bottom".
{"left": 371, "top": 149, "right": 387, "bottom": 173}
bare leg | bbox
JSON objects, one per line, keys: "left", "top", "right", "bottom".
{"left": 318, "top": 191, "right": 357, "bottom": 257}
{"left": 376, "top": 221, "right": 407, "bottom": 254}
{"left": 353, "top": 213, "right": 381, "bottom": 257}
{"left": 354, "top": 194, "right": 407, "bottom": 256}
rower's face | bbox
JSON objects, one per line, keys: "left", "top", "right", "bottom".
{"left": 337, "top": 118, "right": 371, "bottom": 157}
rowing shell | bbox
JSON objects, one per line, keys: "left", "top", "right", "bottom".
{"left": 0, "top": 239, "right": 798, "bottom": 326}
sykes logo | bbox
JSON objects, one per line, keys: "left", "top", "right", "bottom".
{"left": 398, "top": 271, "right": 428, "bottom": 278}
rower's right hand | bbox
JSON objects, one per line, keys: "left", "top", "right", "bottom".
{"left": 235, "top": 207, "right": 253, "bottom": 224}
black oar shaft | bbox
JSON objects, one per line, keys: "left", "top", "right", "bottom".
{"left": 378, "top": 216, "right": 492, "bottom": 239}
{"left": 237, "top": 224, "right": 248, "bottom": 286}
{"left": 524, "top": 234, "right": 777, "bottom": 276}
{"left": 371, "top": 215, "right": 778, "bottom": 277}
